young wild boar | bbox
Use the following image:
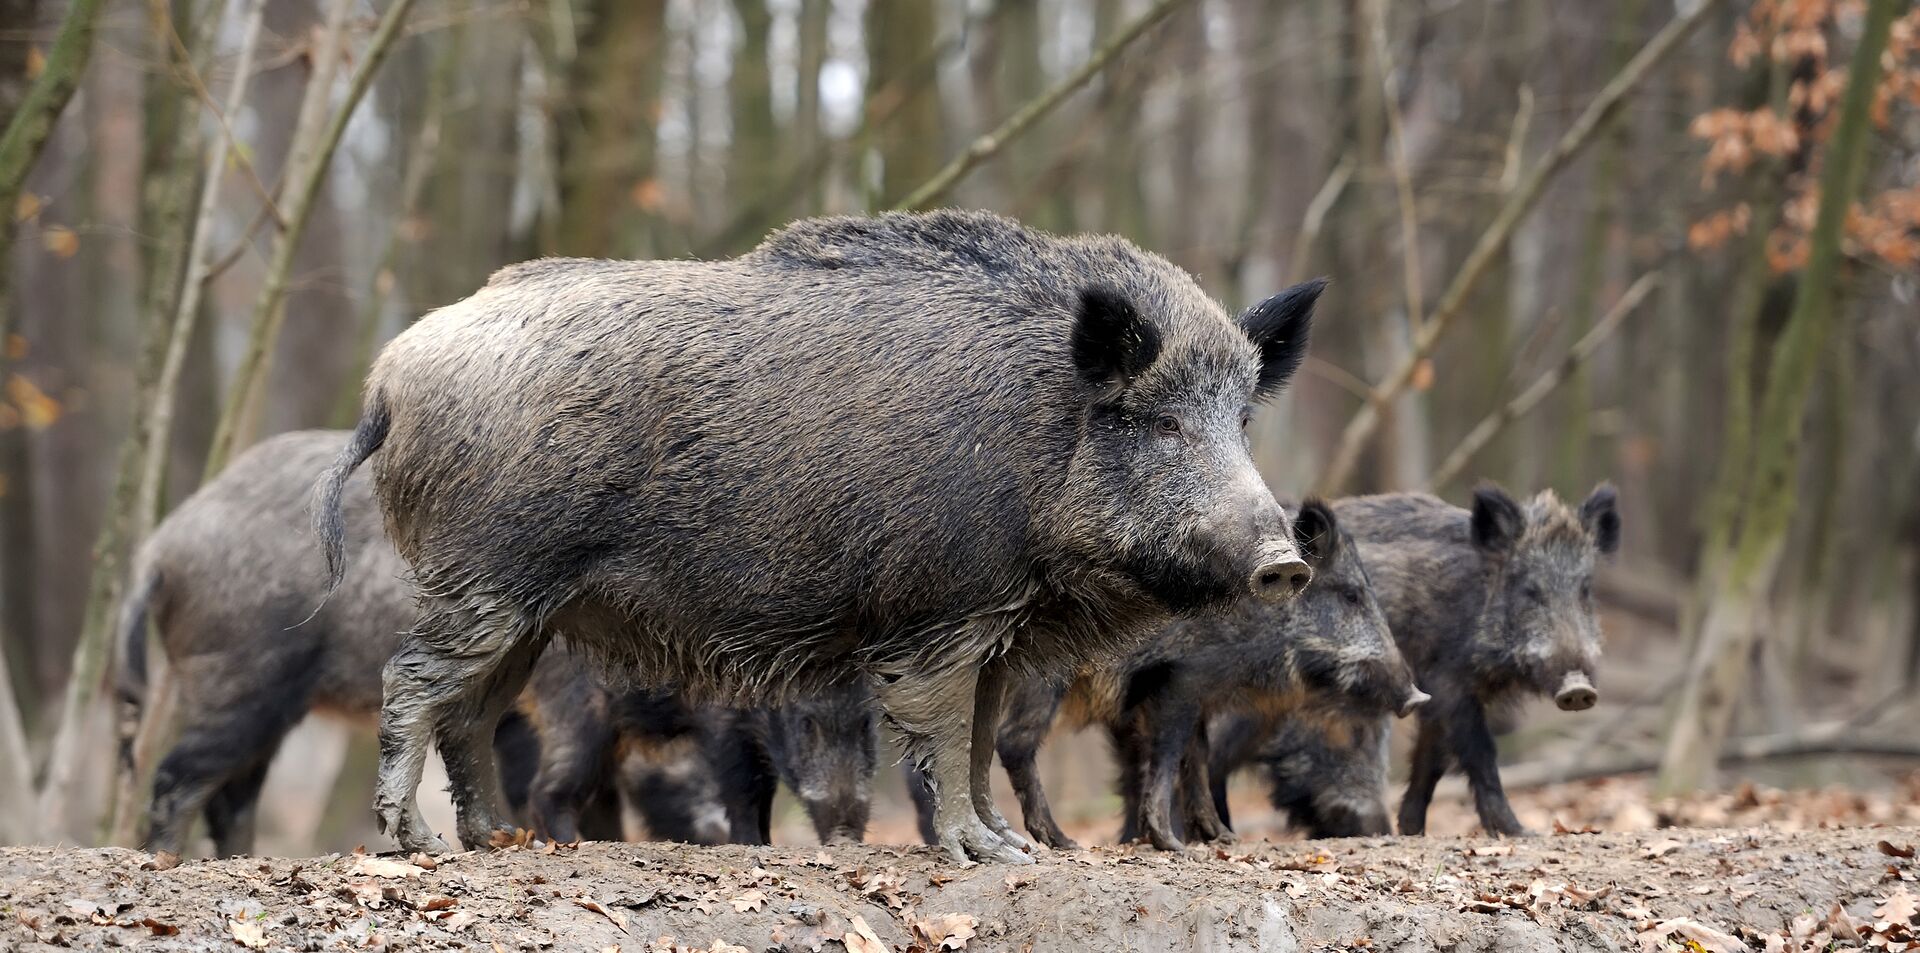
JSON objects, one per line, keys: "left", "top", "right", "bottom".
{"left": 739, "top": 685, "right": 880, "bottom": 845}
{"left": 316, "top": 210, "right": 1321, "bottom": 864}
{"left": 909, "top": 502, "right": 1425, "bottom": 851}
{"left": 1334, "top": 485, "right": 1620, "bottom": 836}
{"left": 1204, "top": 706, "right": 1394, "bottom": 839}
{"left": 119, "top": 430, "right": 735, "bottom": 856}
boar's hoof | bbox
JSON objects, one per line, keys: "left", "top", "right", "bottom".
{"left": 1036, "top": 831, "right": 1080, "bottom": 851}
{"left": 375, "top": 800, "right": 450, "bottom": 854}
{"left": 938, "top": 815, "right": 1035, "bottom": 865}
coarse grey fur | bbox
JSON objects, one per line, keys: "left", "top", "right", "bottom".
{"left": 1205, "top": 707, "right": 1394, "bottom": 839}
{"left": 317, "top": 210, "right": 1322, "bottom": 863}
{"left": 118, "top": 431, "right": 411, "bottom": 857}
{"left": 909, "top": 502, "right": 1422, "bottom": 852}
{"left": 1334, "top": 484, "right": 1620, "bottom": 836}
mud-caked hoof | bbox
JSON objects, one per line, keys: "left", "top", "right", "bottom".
{"left": 1146, "top": 828, "right": 1186, "bottom": 853}
{"left": 979, "top": 805, "right": 1036, "bottom": 855}
{"left": 938, "top": 815, "right": 1036, "bottom": 866}
{"left": 375, "top": 800, "right": 450, "bottom": 854}
{"left": 1203, "top": 827, "right": 1238, "bottom": 845}
{"left": 458, "top": 821, "right": 515, "bottom": 852}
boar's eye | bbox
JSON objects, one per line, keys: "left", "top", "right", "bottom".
{"left": 1342, "top": 588, "right": 1362, "bottom": 607}
{"left": 1153, "top": 414, "right": 1182, "bottom": 436}
{"left": 1524, "top": 583, "right": 1546, "bottom": 603}
{"left": 1239, "top": 409, "right": 1254, "bottom": 431}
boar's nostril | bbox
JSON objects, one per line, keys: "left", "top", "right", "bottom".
{"left": 1250, "top": 559, "right": 1312, "bottom": 602}
{"left": 1555, "top": 686, "right": 1598, "bottom": 711}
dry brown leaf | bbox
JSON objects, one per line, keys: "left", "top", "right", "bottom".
{"left": 1639, "top": 918, "right": 1744, "bottom": 953}
{"left": 136, "top": 917, "right": 179, "bottom": 936}
{"left": 410, "top": 852, "right": 440, "bottom": 870}
{"left": 14, "top": 194, "right": 41, "bottom": 224}
{"left": 729, "top": 890, "right": 766, "bottom": 913}
{"left": 843, "top": 914, "right": 888, "bottom": 953}
{"left": 707, "top": 942, "right": 750, "bottom": 953}
{"left": 354, "top": 856, "right": 424, "bottom": 879}
{"left": 40, "top": 226, "right": 77, "bottom": 259}
{"left": 913, "top": 913, "right": 978, "bottom": 950}
{"left": 229, "top": 917, "right": 270, "bottom": 950}
{"left": 1643, "top": 838, "right": 1685, "bottom": 859}
{"left": 1877, "top": 887, "right": 1919, "bottom": 925}
{"left": 1882, "top": 842, "right": 1918, "bottom": 860}
{"left": 420, "top": 895, "right": 458, "bottom": 912}
{"left": 25, "top": 46, "right": 44, "bottom": 80}
{"left": 576, "top": 896, "right": 630, "bottom": 933}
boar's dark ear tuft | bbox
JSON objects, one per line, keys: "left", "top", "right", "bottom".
{"left": 1469, "top": 483, "right": 1524, "bottom": 554}
{"left": 1237, "top": 277, "right": 1324, "bottom": 399}
{"left": 1293, "top": 499, "right": 1341, "bottom": 570}
{"left": 1071, "top": 284, "right": 1161, "bottom": 388}
{"left": 1580, "top": 483, "right": 1621, "bottom": 556}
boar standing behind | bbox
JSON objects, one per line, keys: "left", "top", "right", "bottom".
{"left": 1334, "top": 485, "right": 1619, "bottom": 836}
{"left": 315, "top": 210, "right": 1321, "bottom": 863}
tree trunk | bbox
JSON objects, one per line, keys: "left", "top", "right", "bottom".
{"left": 1655, "top": 0, "right": 1897, "bottom": 796}
{"left": 868, "top": 0, "right": 943, "bottom": 208}
{"left": 553, "top": 0, "right": 666, "bottom": 258}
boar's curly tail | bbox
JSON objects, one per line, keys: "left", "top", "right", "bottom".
{"left": 113, "top": 560, "right": 162, "bottom": 772}
{"left": 314, "top": 393, "right": 391, "bottom": 602}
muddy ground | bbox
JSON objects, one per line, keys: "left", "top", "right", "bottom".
{"left": 4, "top": 825, "right": 1918, "bottom": 952}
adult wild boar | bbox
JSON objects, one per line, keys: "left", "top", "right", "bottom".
{"left": 1335, "top": 485, "right": 1620, "bottom": 836}
{"left": 315, "top": 210, "right": 1322, "bottom": 863}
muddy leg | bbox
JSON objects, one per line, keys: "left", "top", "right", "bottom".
{"left": 1179, "top": 724, "right": 1233, "bottom": 843}
{"left": 871, "top": 660, "right": 1031, "bottom": 865}
{"left": 375, "top": 599, "right": 532, "bottom": 854}
{"left": 205, "top": 760, "right": 273, "bottom": 858}
{"left": 437, "top": 637, "right": 542, "bottom": 850}
{"left": 969, "top": 663, "right": 1033, "bottom": 855}
{"left": 1396, "top": 714, "right": 1449, "bottom": 836}
{"left": 1450, "top": 699, "right": 1529, "bottom": 836}
{"left": 1139, "top": 699, "right": 1199, "bottom": 852}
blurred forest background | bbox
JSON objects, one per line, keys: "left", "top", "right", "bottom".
{"left": 1, "top": 0, "right": 1918, "bottom": 854}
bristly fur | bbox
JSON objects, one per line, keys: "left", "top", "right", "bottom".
{"left": 340, "top": 209, "right": 1320, "bottom": 859}
{"left": 1333, "top": 483, "right": 1621, "bottom": 837}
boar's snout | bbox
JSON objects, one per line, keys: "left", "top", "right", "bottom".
{"left": 1250, "top": 551, "right": 1311, "bottom": 602}
{"left": 1397, "top": 688, "right": 1432, "bottom": 718}
{"left": 1553, "top": 671, "right": 1598, "bottom": 711}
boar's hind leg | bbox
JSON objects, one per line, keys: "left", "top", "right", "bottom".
{"left": 872, "top": 660, "right": 1032, "bottom": 865}
{"left": 1138, "top": 698, "right": 1202, "bottom": 851}
{"left": 204, "top": 760, "right": 272, "bottom": 857}
{"left": 1448, "top": 700, "right": 1529, "bottom": 837}
{"left": 902, "top": 760, "right": 938, "bottom": 845}
{"left": 1395, "top": 714, "right": 1449, "bottom": 836}
{"left": 969, "top": 662, "right": 1036, "bottom": 854}
{"left": 376, "top": 600, "right": 538, "bottom": 853}
{"left": 1178, "top": 726, "right": 1233, "bottom": 844}
{"left": 996, "top": 679, "right": 1076, "bottom": 850}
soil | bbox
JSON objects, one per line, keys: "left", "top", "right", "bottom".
{"left": 4, "top": 825, "right": 1917, "bottom": 952}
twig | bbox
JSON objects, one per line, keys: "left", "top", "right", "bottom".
{"left": 1287, "top": 154, "right": 1354, "bottom": 285}
{"left": 1312, "top": 0, "right": 1725, "bottom": 496}
{"left": 203, "top": 0, "right": 419, "bottom": 476}
{"left": 892, "top": 0, "right": 1192, "bottom": 211}
{"left": 159, "top": 4, "right": 284, "bottom": 230}
{"left": 107, "top": 0, "right": 271, "bottom": 848}
{"left": 1365, "top": 0, "right": 1424, "bottom": 336}
{"left": 1492, "top": 720, "right": 1920, "bottom": 791}
{"left": 1500, "top": 85, "right": 1534, "bottom": 194}
{"left": 1424, "top": 271, "right": 1659, "bottom": 490}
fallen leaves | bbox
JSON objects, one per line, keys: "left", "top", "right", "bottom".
{"left": 728, "top": 889, "right": 767, "bottom": 913}
{"left": 574, "top": 895, "right": 629, "bottom": 933}
{"left": 1642, "top": 838, "right": 1686, "bottom": 859}
{"left": 1884, "top": 841, "right": 1918, "bottom": 860}
{"left": 842, "top": 914, "right": 888, "bottom": 953}
{"left": 228, "top": 917, "right": 270, "bottom": 949}
{"left": 909, "top": 913, "right": 978, "bottom": 951}
{"left": 353, "top": 855, "right": 426, "bottom": 879}
{"left": 1637, "top": 917, "right": 1745, "bottom": 953}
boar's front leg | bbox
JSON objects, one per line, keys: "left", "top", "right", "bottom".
{"left": 1138, "top": 697, "right": 1202, "bottom": 851}
{"left": 872, "top": 657, "right": 1033, "bottom": 865}
{"left": 994, "top": 679, "right": 1076, "bottom": 849}
{"left": 1178, "top": 725, "right": 1233, "bottom": 843}
{"left": 1447, "top": 698, "right": 1529, "bottom": 836}
{"left": 969, "top": 662, "right": 1036, "bottom": 855}
{"left": 1396, "top": 714, "right": 1449, "bottom": 836}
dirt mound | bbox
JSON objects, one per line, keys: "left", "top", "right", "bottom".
{"left": 4, "top": 827, "right": 1916, "bottom": 951}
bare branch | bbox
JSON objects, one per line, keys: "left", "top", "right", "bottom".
{"left": 1313, "top": 0, "right": 1726, "bottom": 496}
{"left": 1424, "top": 272, "right": 1659, "bottom": 490}
{"left": 892, "top": 0, "right": 1192, "bottom": 212}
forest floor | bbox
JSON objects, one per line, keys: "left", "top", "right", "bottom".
{"left": 4, "top": 817, "right": 1919, "bottom": 951}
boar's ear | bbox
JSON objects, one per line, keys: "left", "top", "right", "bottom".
{"left": 1469, "top": 483, "right": 1524, "bottom": 555}
{"left": 1293, "top": 499, "right": 1341, "bottom": 570}
{"left": 1237, "top": 277, "right": 1324, "bottom": 399}
{"left": 1072, "top": 285, "right": 1162, "bottom": 388}
{"left": 1580, "top": 483, "right": 1621, "bottom": 556}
